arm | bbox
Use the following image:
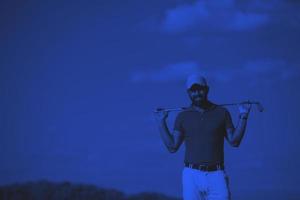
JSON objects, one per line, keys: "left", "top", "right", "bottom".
{"left": 226, "top": 115, "right": 248, "bottom": 147}
{"left": 154, "top": 111, "right": 184, "bottom": 153}
{"left": 225, "top": 104, "right": 251, "bottom": 147}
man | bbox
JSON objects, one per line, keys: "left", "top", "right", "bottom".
{"left": 154, "top": 74, "right": 251, "bottom": 200}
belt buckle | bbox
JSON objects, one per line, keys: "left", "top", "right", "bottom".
{"left": 199, "top": 165, "right": 206, "bottom": 171}
{"left": 205, "top": 165, "right": 209, "bottom": 171}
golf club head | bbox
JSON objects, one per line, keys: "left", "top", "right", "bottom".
{"left": 256, "top": 102, "right": 264, "bottom": 112}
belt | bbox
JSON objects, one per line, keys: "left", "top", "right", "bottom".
{"left": 184, "top": 162, "right": 224, "bottom": 171}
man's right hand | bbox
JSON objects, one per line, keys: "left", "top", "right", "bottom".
{"left": 154, "top": 109, "right": 169, "bottom": 122}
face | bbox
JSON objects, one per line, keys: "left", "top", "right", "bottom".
{"left": 187, "top": 84, "right": 209, "bottom": 105}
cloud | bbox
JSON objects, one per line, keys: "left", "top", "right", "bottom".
{"left": 162, "top": 1, "right": 209, "bottom": 33}
{"left": 130, "top": 61, "right": 200, "bottom": 82}
{"left": 130, "top": 59, "right": 300, "bottom": 85}
{"left": 244, "top": 59, "right": 299, "bottom": 81}
{"left": 229, "top": 12, "right": 269, "bottom": 31}
{"left": 160, "top": 0, "right": 271, "bottom": 33}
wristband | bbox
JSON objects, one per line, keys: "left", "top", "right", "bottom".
{"left": 239, "top": 113, "right": 248, "bottom": 120}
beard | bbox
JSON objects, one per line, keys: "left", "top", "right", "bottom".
{"left": 191, "top": 95, "right": 207, "bottom": 106}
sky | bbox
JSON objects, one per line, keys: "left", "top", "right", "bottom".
{"left": 1, "top": 0, "right": 300, "bottom": 198}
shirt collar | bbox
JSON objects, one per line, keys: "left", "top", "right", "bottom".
{"left": 186, "top": 101, "right": 217, "bottom": 112}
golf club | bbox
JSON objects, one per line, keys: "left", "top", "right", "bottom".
{"left": 154, "top": 100, "right": 264, "bottom": 113}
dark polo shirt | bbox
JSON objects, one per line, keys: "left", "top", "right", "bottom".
{"left": 174, "top": 101, "right": 234, "bottom": 165}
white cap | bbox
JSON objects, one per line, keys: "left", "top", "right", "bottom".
{"left": 185, "top": 74, "right": 208, "bottom": 89}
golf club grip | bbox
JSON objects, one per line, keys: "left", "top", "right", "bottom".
{"left": 219, "top": 101, "right": 264, "bottom": 112}
{"left": 154, "top": 107, "right": 187, "bottom": 113}
{"left": 220, "top": 101, "right": 259, "bottom": 106}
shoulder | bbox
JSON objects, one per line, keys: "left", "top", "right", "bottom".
{"left": 175, "top": 110, "right": 186, "bottom": 120}
{"left": 175, "top": 107, "right": 192, "bottom": 121}
{"left": 210, "top": 103, "right": 231, "bottom": 117}
{"left": 219, "top": 106, "right": 230, "bottom": 114}
{"left": 209, "top": 101, "right": 227, "bottom": 113}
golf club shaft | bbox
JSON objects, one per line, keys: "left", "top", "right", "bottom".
{"left": 154, "top": 101, "right": 264, "bottom": 113}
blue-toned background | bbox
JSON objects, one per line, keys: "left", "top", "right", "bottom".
{"left": 1, "top": 0, "right": 300, "bottom": 198}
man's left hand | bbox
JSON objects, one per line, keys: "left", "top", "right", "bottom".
{"left": 238, "top": 103, "right": 252, "bottom": 117}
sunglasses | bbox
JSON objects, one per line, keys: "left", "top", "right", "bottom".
{"left": 189, "top": 84, "right": 208, "bottom": 92}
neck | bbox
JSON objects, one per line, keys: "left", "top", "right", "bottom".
{"left": 192, "top": 100, "right": 210, "bottom": 110}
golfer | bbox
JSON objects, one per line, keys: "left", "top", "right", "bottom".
{"left": 154, "top": 74, "right": 251, "bottom": 200}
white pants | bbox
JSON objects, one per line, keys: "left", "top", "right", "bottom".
{"left": 182, "top": 167, "right": 231, "bottom": 200}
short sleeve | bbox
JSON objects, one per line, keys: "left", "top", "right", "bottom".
{"left": 224, "top": 109, "right": 234, "bottom": 130}
{"left": 174, "top": 113, "right": 184, "bottom": 132}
